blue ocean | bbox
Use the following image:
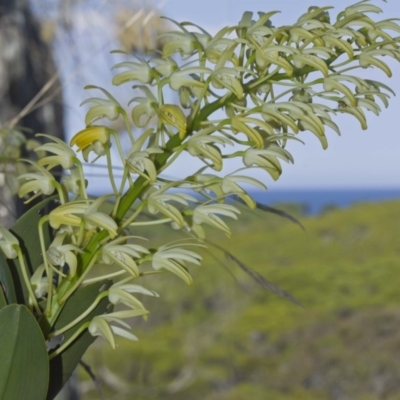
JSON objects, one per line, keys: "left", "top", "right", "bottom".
{"left": 249, "top": 188, "right": 400, "bottom": 215}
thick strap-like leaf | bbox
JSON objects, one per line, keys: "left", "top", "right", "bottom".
{"left": 7, "top": 197, "right": 57, "bottom": 305}
{"left": 0, "top": 304, "right": 49, "bottom": 400}
{"left": 0, "top": 284, "right": 6, "bottom": 310}
{"left": 47, "top": 281, "right": 112, "bottom": 400}
{"left": 0, "top": 252, "right": 16, "bottom": 305}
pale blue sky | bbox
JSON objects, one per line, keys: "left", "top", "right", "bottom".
{"left": 162, "top": 0, "right": 400, "bottom": 189}
{"left": 61, "top": 0, "right": 400, "bottom": 190}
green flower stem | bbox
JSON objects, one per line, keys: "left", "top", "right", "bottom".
{"left": 83, "top": 269, "right": 127, "bottom": 284}
{"left": 53, "top": 181, "right": 66, "bottom": 204}
{"left": 105, "top": 144, "right": 118, "bottom": 194}
{"left": 239, "top": 42, "right": 246, "bottom": 68}
{"left": 335, "top": 65, "right": 363, "bottom": 75}
{"left": 120, "top": 201, "right": 146, "bottom": 229}
{"left": 223, "top": 151, "right": 245, "bottom": 158}
{"left": 49, "top": 291, "right": 109, "bottom": 337}
{"left": 38, "top": 216, "right": 53, "bottom": 317}
{"left": 120, "top": 108, "right": 135, "bottom": 144}
{"left": 111, "top": 130, "right": 127, "bottom": 169}
{"left": 48, "top": 321, "right": 90, "bottom": 360}
{"left": 113, "top": 167, "right": 132, "bottom": 217}
{"left": 115, "top": 176, "right": 148, "bottom": 221}
{"left": 330, "top": 57, "right": 359, "bottom": 69}
{"left": 75, "top": 160, "right": 88, "bottom": 200}
{"left": 138, "top": 271, "right": 162, "bottom": 278}
{"left": 16, "top": 247, "right": 42, "bottom": 316}
{"left": 129, "top": 218, "right": 172, "bottom": 226}
{"left": 76, "top": 220, "right": 86, "bottom": 248}
{"left": 188, "top": 76, "right": 212, "bottom": 126}
{"left": 269, "top": 87, "right": 300, "bottom": 103}
{"left": 57, "top": 251, "right": 101, "bottom": 307}
{"left": 157, "top": 145, "right": 186, "bottom": 174}
{"left": 246, "top": 67, "right": 281, "bottom": 90}
{"left": 158, "top": 78, "right": 166, "bottom": 107}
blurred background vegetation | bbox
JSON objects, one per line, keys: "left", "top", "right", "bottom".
{"left": 78, "top": 199, "right": 400, "bottom": 400}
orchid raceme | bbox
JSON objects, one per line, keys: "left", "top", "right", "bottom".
{"left": 1, "top": 3, "right": 400, "bottom": 395}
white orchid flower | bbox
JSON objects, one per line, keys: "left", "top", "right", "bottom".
{"left": 63, "top": 167, "right": 86, "bottom": 196}
{"left": 17, "top": 160, "right": 58, "bottom": 202}
{"left": 129, "top": 86, "right": 158, "bottom": 127}
{"left": 151, "top": 244, "right": 202, "bottom": 284}
{"left": 112, "top": 57, "right": 153, "bottom": 85}
{"left": 88, "top": 309, "right": 148, "bottom": 349}
{"left": 161, "top": 31, "right": 198, "bottom": 57}
{"left": 127, "top": 149, "right": 163, "bottom": 183}
{"left": 193, "top": 204, "right": 240, "bottom": 236}
{"left": 35, "top": 134, "right": 77, "bottom": 170}
{"left": 49, "top": 196, "right": 118, "bottom": 238}
{"left": 169, "top": 67, "right": 212, "bottom": 92}
{"left": 125, "top": 128, "right": 163, "bottom": 182}
{"left": 159, "top": 104, "right": 188, "bottom": 139}
{"left": 0, "top": 226, "right": 19, "bottom": 259}
{"left": 152, "top": 57, "right": 178, "bottom": 77}
{"left": 81, "top": 85, "right": 124, "bottom": 126}
{"left": 211, "top": 67, "right": 243, "bottom": 99}
{"left": 243, "top": 145, "right": 294, "bottom": 180}
{"left": 46, "top": 232, "right": 82, "bottom": 277}
{"left": 101, "top": 236, "right": 149, "bottom": 278}
{"left": 187, "top": 128, "right": 233, "bottom": 171}
{"left": 147, "top": 190, "right": 197, "bottom": 228}
{"left": 30, "top": 264, "right": 48, "bottom": 299}
{"left": 221, "top": 175, "right": 266, "bottom": 208}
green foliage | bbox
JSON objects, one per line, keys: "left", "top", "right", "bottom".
{"left": 81, "top": 200, "right": 400, "bottom": 399}
{"left": 0, "top": 305, "right": 49, "bottom": 400}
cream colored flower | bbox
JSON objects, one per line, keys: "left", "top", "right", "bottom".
{"left": 151, "top": 244, "right": 202, "bottom": 284}
{"left": 88, "top": 309, "right": 148, "bottom": 349}
{"left": 81, "top": 85, "right": 123, "bottom": 125}
{"left": 193, "top": 204, "right": 240, "bottom": 236}
{"left": 159, "top": 104, "right": 187, "bottom": 139}
{"left": 0, "top": 227, "right": 19, "bottom": 259}
{"left": 49, "top": 196, "right": 118, "bottom": 238}
{"left": 35, "top": 134, "right": 77, "bottom": 170}
{"left": 70, "top": 126, "right": 111, "bottom": 152}
{"left": 112, "top": 57, "right": 153, "bottom": 85}
{"left": 18, "top": 160, "right": 58, "bottom": 201}
{"left": 101, "top": 237, "right": 149, "bottom": 278}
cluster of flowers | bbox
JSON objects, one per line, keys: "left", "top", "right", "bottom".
{"left": 0, "top": 0, "right": 399, "bottom": 356}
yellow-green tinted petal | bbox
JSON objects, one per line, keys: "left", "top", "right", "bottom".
{"left": 160, "top": 104, "right": 187, "bottom": 139}
{"left": 70, "top": 126, "right": 110, "bottom": 151}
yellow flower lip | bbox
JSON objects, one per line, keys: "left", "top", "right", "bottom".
{"left": 70, "top": 126, "right": 110, "bottom": 151}
{"left": 159, "top": 104, "right": 187, "bottom": 139}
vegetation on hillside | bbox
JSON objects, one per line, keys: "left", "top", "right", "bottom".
{"left": 80, "top": 200, "right": 400, "bottom": 400}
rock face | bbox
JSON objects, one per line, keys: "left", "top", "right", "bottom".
{"left": 0, "top": 0, "right": 65, "bottom": 227}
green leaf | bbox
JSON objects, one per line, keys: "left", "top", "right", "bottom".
{"left": 47, "top": 281, "right": 112, "bottom": 400}
{"left": 0, "top": 282, "right": 6, "bottom": 310}
{"left": 6, "top": 197, "right": 56, "bottom": 305}
{"left": 0, "top": 304, "right": 49, "bottom": 400}
{"left": 0, "top": 252, "right": 16, "bottom": 305}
